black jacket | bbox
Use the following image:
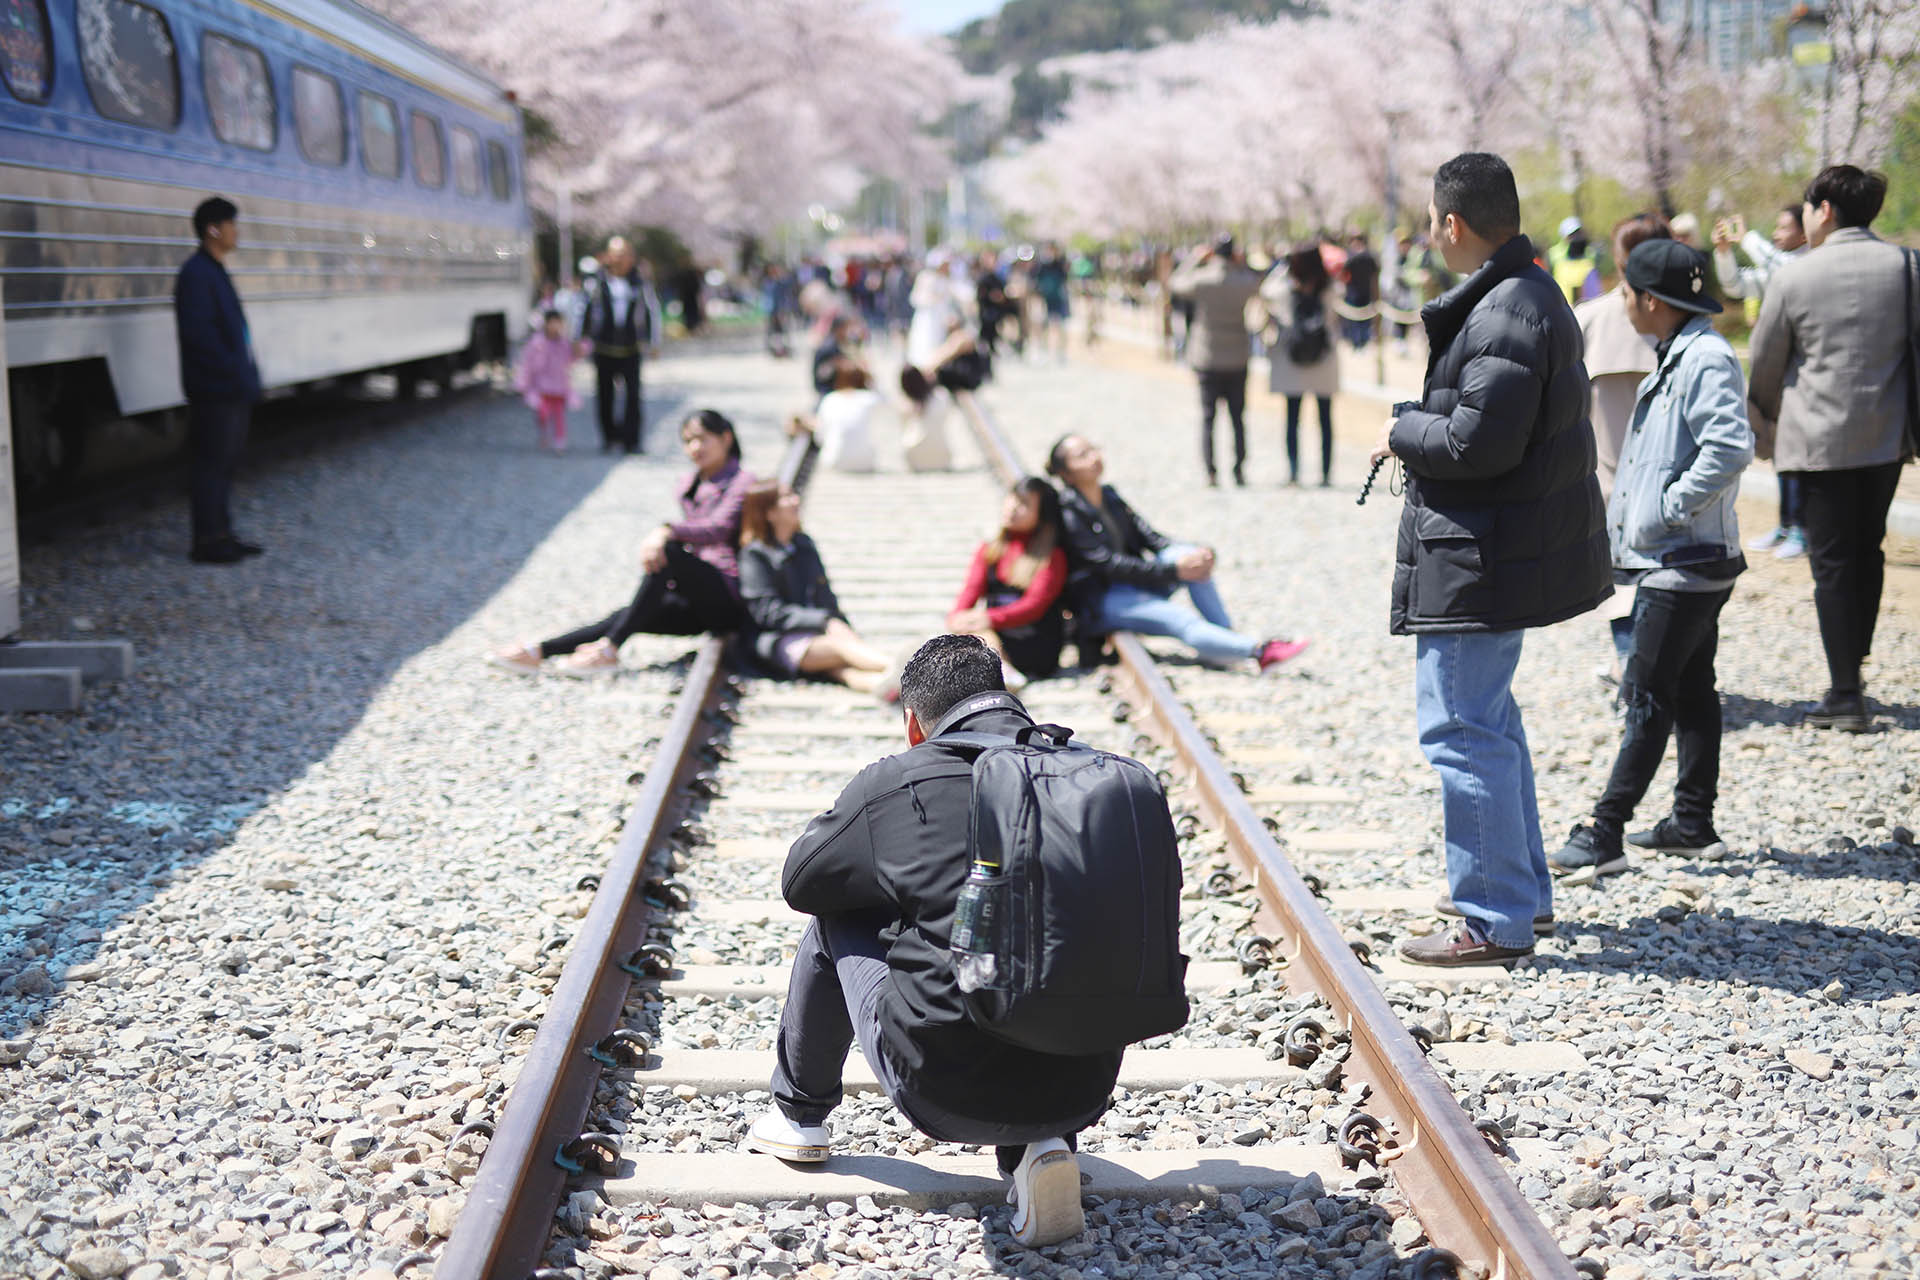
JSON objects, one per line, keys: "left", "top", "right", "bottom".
{"left": 738, "top": 534, "right": 844, "bottom": 665}
{"left": 1057, "top": 484, "right": 1178, "bottom": 619}
{"left": 811, "top": 337, "right": 844, "bottom": 397}
{"left": 782, "top": 700, "right": 1123, "bottom": 1131}
{"left": 173, "top": 250, "right": 260, "bottom": 405}
{"left": 582, "top": 270, "right": 653, "bottom": 356}
{"left": 1387, "top": 236, "right": 1610, "bottom": 634}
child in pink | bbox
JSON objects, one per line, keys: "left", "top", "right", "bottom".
{"left": 516, "top": 309, "right": 581, "bottom": 451}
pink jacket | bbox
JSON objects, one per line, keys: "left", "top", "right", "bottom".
{"left": 515, "top": 333, "right": 578, "bottom": 400}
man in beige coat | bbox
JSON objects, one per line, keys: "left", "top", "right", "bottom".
{"left": 1748, "top": 165, "right": 1915, "bottom": 733}
{"left": 1169, "top": 235, "right": 1263, "bottom": 486}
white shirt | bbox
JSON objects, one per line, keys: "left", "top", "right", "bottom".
{"left": 606, "top": 276, "right": 636, "bottom": 329}
{"left": 816, "top": 388, "right": 883, "bottom": 472}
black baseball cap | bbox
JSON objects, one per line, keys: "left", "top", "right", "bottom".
{"left": 1624, "top": 239, "right": 1722, "bottom": 314}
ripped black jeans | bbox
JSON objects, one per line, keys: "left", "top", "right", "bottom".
{"left": 1591, "top": 585, "right": 1732, "bottom": 840}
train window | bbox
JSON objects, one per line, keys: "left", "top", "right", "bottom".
{"left": 449, "top": 125, "right": 481, "bottom": 197}
{"left": 0, "top": 0, "right": 53, "bottom": 104}
{"left": 486, "top": 139, "right": 511, "bottom": 200}
{"left": 76, "top": 0, "right": 180, "bottom": 129}
{"left": 291, "top": 66, "right": 344, "bottom": 165}
{"left": 202, "top": 32, "right": 273, "bottom": 151}
{"left": 357, "top": 89, "right": 399, "bottom": 178}
{"left": 409, "top": 110, "right": 444, "bottom": 188}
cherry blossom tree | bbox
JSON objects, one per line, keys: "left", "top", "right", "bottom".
{"left": 364, "top": 0, "right": 962, "bottom": 252}
{"left": 1818, "top": 0, "right": 1920, "bottom": 163}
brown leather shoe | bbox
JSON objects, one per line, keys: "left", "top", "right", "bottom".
{"left": 1398, "top": 926, "right": 1534, "bottom": 967}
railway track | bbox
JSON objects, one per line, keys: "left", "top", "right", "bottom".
{"left": 438, "top": 399, "right": 1590, "bottom": 1279}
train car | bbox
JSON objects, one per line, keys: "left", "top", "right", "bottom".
{"left": 0, "top": 0, "right": 532, "bottom": 496}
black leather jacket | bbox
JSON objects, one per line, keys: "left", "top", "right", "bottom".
{"left": 1387, "top": 236, "right": 1611, "bottom": 634}
{"left": 1057, "top": 484, "right": 1179, "bottom": 618}
{"left": 782, "top": 699, "right": 1122, "bottom": 1131}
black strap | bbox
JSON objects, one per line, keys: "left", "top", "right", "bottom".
{"left": 929, "top": 690, "right": 1031, "bottom": 738}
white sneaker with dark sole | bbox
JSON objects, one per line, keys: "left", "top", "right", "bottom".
{"left": 1006, "top": 1138, "right": 1084, "bottom": 1248}
{"left": 744, "top": 1110, "right": 830, "bottom": 1163}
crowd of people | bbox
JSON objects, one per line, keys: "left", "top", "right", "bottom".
{"left": 458, "top": 151, "right": 1917, "bottom": 1256}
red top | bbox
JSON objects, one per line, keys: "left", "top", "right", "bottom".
{"left": 952, "top": 536, "right": 1068, "bottom": 630}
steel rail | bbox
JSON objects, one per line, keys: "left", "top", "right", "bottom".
{"left": 439, "top": 429, "right": 818, "bottom": 1280}
{"left": 955, "top": 392, "right": 1574, "bottom": 1280}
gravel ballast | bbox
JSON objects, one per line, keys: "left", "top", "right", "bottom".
{"left": 4, "top": 336, "right": 1913, "bottom": 1280}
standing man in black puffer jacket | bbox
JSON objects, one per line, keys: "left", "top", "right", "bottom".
{"left": 1368, "top": 153, "right": 1611, "bottom": 967}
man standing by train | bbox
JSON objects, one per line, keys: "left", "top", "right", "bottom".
{"left": 173, "top": 196, "right": 263, "bottom": 565}
{"left": 580, "top": 237, "right": 660, "bottom": 454}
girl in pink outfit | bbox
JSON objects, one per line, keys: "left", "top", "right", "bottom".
{"left": 516, "top": 309, "right": 582, "bottom": 451}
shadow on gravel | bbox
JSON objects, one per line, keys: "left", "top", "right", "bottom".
{"left": 1537, "top": 907, "right": 1920, "bottom": 1000}
{"left": 0, "top": 381, "right": 690, "bottom": 1039}
{"left": 1721, "top": 691, "right": 1920, "bottom": 732}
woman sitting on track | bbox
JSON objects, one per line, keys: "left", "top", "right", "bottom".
{"left": 489, "top": 409, "right": 754, "bottom": 676}
{"left": 947, "top": 477, "right": 1069, "bottom": 688}
{"left": 737, "top": 481, "right": 895, "bottom": 695}
{"left": 1047, "top": 434, "right": 1309, "bottom": 672}
{"left": 813, "top": 361, "right": 885, "bottom": 474}
{"left": 899, "top": 325, "right": 986, "bottom": 472}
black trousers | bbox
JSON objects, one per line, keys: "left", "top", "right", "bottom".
{"left": 1592, "top": 585, "right": 1732, "bottom": 839}
{"left": 1197, "top": 367, "right": 1247, "bottom": 478}
{"left": 770, "top": 913, "right": 1081, "bottom": 1176}
{"left": 539, "top": 542, "right": 743, "bottom": 657}
{"left": 188, "top": 401, "right": 252, "bottom": 546}
{"left": 1800, "top": 462, "right": 1902, "bottom": 695}
{"left": 594, "top": 352, "right": 644, "bottom": 452}
{"left": 1285, "top": 395, "right": 1334, "bottom": 483}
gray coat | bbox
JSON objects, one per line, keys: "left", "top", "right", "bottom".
{"left": 1609, "top": 316, "right": 1753, "bottom": 572}
{"left": 1747, "top": 227, "right": 1912, "bottom": 472}
{"left": 1260, "top": 276, "right": 1340, "bottom": 397}
{"left": 1168, "top": 256, "right": 1262, "bottom": 372}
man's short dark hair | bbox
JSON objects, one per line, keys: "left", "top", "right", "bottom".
{"left": 1432, "top": 153, "right": 1520, "bottom": 242}
{"left": 900, "top": 634, "right": 1004, "bottom": 728}
{"left": 1803, "top": 164, "right": 1886, "bottom": 228}
{"left": 193, "top": 196, "right": 238, "bottom": 240}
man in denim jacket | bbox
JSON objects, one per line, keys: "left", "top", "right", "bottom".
{"left": 1552, "top": 239, "right": 1754, "bottom": 881}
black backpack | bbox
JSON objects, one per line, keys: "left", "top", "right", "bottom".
{"left": 1283, "top": 289, "right": 1331, "bottom": 366}
{"left": 935, "top": 693, "right": 1190, "bottom": 1056}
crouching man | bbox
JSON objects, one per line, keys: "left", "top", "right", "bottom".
{"left": 745, "top": 635, "right": 1130, "bottom": 1247}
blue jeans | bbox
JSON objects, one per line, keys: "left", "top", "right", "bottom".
{"left": 1092, "top": 547, "right": 1259, "bottom": 664}
{"left": 1414, "top": 632, "right": 1551, "bottom": 948}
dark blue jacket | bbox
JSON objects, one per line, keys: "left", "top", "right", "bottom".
{"left": 174, "top": 249, "right": 260, "bottom": 405}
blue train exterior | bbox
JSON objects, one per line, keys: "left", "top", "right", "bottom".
{"left": 0, "top": 0, "right": 532, "bottom": 492}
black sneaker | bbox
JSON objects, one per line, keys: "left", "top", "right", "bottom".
{"left": 1549, "top": 823, "right": 1628, "bottom": 883}
{"left": 189, "top": 539, "right": 248, "bottom": 565}
{"left": 1433, "top": 892, "right": 1555, "bottom": 936}
{"left": 1805, "top": 691, "right": 1871, "bottom": 733}
{"left": 1626, "top": 817, "right": 1728, "bottom": 861}
{"left": 234, "top": 539, "right": 264, "bottom": 557}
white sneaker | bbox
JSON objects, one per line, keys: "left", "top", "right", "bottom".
{"left": 744, "top": 1110, "right": 831, "bottom": 1163}
{"left": 1005, "top": 1138, "right": 1084, "bottom": 1247}
{"left": 1000, "top": 661, "right": 1029, "bottom": 693}
{"left": 1745, "top": 526, "right": 1788, "bottom": 552}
